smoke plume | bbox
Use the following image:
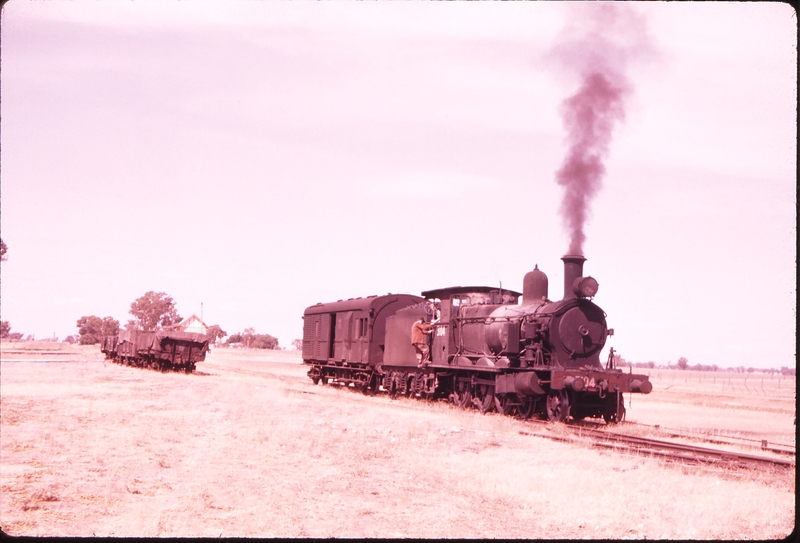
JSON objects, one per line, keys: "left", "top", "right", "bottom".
{"left": 549, "top": 4, "right": 652, "bottom": 256}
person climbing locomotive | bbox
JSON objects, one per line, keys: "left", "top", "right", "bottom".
{"left": 411, "top": 316, "right": 434, "bottom": 367}
{"left": 427, "top": 301, "right": 440, "bottom": 324}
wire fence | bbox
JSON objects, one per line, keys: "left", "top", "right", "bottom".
{"left": 633, "top": 369, "right": 796, "bottom": 398}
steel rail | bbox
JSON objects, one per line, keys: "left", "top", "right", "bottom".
{"left": 570, "top": 427, "right": 795, "bottom": 468}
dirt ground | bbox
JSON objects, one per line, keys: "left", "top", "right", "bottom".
{"left": 0, "top": 343, "right": 795, "bottom": 538}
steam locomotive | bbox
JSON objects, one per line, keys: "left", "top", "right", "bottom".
{"left": 302, "top": 255, "right": 652, "bottom": 423}
{"left": 100, "top": 329, "right": 210, "bottom": 373}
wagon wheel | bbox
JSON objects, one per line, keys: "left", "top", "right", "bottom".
{"left": 494, "top": 394, "right": 515, "bottom": 416}
{"left": 546, "top": 389, "right": 570, "bottom": 422}
{"left": 362, "top": 374, "right": 378, "bottom": 396}
{"left": 517, "top": 397, "right": 536, "bottom": 419}
{"left": 388, "top": 373, "right": 400, "bottom": 399}
{"left": 603, "top": 394, "right": 626, "bottom": 424}
{"left": 472, "top": 384, "right": 495, "bottom": 414}
{"left": 453, "top": 379, "right": 472, "bottom": 408}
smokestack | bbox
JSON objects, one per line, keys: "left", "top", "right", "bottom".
{"left": 562, "top": 254, "right": 599, "bottom": 299}
{"left": 562, "top": 255, "right": 585, "bottom": 299}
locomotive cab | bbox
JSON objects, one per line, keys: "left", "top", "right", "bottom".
{"left": 420, "top": 286, "right": 521, "bottom": 367}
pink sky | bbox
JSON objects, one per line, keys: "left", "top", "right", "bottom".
{"left": 0, "top": 1, "right": 796, "bottom": 369}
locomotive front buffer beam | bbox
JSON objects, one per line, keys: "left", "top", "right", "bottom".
{"left": 551, "top": 369, "right": 653, "bottom": 396}
{"left": 496, "top": 369, "right": 652, "bottom": 399}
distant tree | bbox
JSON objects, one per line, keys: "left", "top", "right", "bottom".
{"left": 292, "top": 339, "right": 302, "bottom": 350}
{"left": 76, "top": 315, "right": 120, "bottom": 344}
{"left": 128, "top": 291, "right": 182, "bottom": 331}
{"left": 77, "top": 316, "right": 103, "bottom": 344}
{"left": 0, "top": 321, "right": 10, "bottom": 339}
{"left": 251, "top": 333, "right": 279, "bottom": 350}
{"left": 677, "top": 357, "right": 688, "bottom": 371}
{"left": 0, "top": 238, "right": 7, "bottom": 261}
{"left": 102, "top": 317, "right": 120, "bottom": 337}
{"left": 206, "top": 324, "right": 227, "bottom": 344}
{"left": 229, "top": 328, "right": 279, "bottom": 349}
{"left": 243, "top": 327, "right": 256, "bottom": 348}
{"left": 7, "top": 332, "right": 23, "bottom": 341}
{"left": 63, "top": 335, "right": 78, "bottom": 344}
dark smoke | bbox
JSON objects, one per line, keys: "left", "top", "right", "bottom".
{"left": 549, "top": 4, "right": 652, "bottom": 256}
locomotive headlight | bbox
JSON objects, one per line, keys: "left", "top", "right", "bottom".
{"left": 572, "top": 276, "right": 599, "bottom": 298}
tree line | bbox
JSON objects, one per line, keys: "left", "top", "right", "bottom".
{"left": 613, "top": 353, "right": 796, "bottom": 376}
{"left": 70, "top": 291, "right": 280, "bottom": 350}
{"left": 0, "top": 246, "right": 268, "bottom": 349}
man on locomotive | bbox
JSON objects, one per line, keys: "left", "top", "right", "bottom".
{"left": 411, "top": 317, "right": 434, "bottom": 368}
{"left": 427, "top": 301, "right": 441, "bottom": 324}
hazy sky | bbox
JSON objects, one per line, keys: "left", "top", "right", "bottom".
{"left": 1, "top": 1, "right": 796, "bottom": 369}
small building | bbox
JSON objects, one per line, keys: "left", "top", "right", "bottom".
{"left": 169, "top": 314, "right": 208, "bottom": 335}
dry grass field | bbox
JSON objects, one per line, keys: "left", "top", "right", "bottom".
{"left": 1, "top": 341, "right": 795, "bottom": 538}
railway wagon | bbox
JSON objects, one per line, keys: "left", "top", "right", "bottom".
{"left": 303, "top": 256, "right": 653, "bottom": 423}
{"left": 101, "top": 329, "right": 209, "bottom": 373}
{"left": 302, "top": 293, "right": 425, "bottom": 390}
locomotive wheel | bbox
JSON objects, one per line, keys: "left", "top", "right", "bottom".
{"left": 546, "top": 390, "right": 570, "bottom": 422}
{"left": 517, "top": 398, "right": 535, "bottom": 419}
{"left": 603, "top": 395, "right": 626, "bottom": 424}
{"left": 473, "top": 384, "right": 495, "bottom": 414}
{"left": 151, "top": 361, "right": 161, "bottom": 371}
{"left": 494, "top": 394, "right": 515, "bottom": 416}
{"left": 453, "top": 380, "right": 472, "bottom": 408}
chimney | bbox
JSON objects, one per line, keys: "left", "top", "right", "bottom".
{"left": 561, "top": 254, "right": 586, "bottom": 299}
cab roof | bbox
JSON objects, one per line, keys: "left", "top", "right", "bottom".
{"left": 421, "top": 286, "right": 522, "bottom": 299}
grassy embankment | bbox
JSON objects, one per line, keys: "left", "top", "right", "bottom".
{"left": 0, "top": 341, "right": 795, "bottom": 538}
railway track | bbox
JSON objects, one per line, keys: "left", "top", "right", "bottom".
{"left": 625, "top": 423, "right": 796, "bottom": 457}
{"left": 216, "top": 363, "right": 794, "bottom": 470}
{"left": 520, "top": 422, "right": 795, "bottom": 469}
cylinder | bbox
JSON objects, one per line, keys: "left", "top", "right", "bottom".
{"left": 515, "top": 372, "right": 545, "bottom": 396}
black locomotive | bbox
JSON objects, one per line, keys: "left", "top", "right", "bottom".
{"left": 100, "top": 329, "right": 209, "bottom": 373}
{"left": 302, "top": 255, "right": 652, "bottom": 423}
